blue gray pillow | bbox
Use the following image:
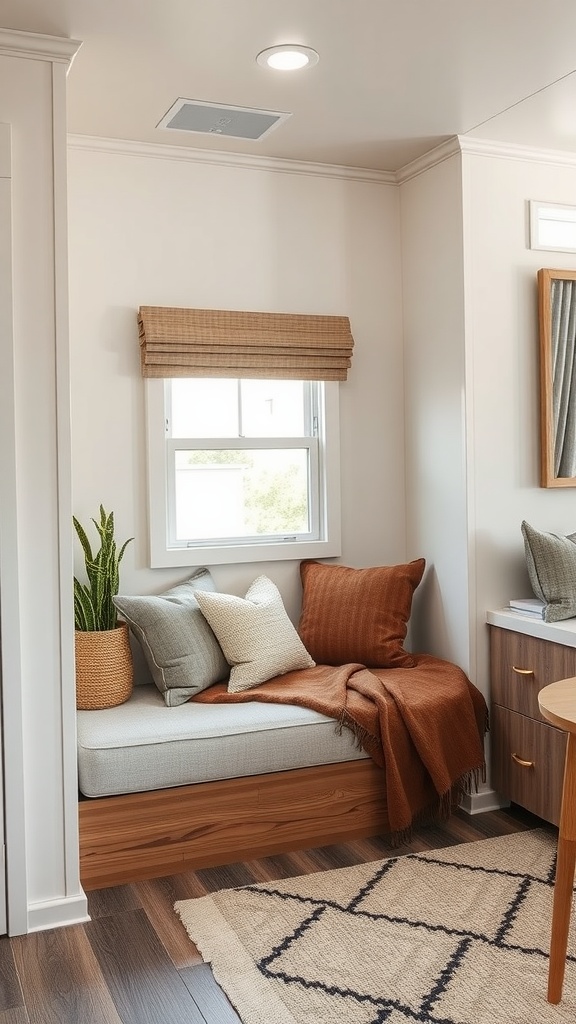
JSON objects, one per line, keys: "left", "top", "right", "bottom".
{"left": 113, "top": 568, "right": 229, "bottom": 706}
{"left": 521, "top": 520, "right": 576, "bottom": 623}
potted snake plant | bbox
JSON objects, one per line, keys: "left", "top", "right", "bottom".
{"left": 73, "top": 505, "right": 134, "bottom": 710}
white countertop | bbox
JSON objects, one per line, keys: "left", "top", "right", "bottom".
{"left": 487, "top": 608, "right": 576, "bottom": 648}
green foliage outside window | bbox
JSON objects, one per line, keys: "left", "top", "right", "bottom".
{"left": 183, "top": 450, "right": 307, "bottom": 534}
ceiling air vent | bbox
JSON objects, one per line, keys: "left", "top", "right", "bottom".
{"left": 156, "top": 98, "right": 292, "bottom": 141}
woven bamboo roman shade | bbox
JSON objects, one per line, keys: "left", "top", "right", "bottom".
{"left": 137, "top": 306, "right": 354, "bottom": 381}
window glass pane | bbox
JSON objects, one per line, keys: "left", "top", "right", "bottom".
{"left": 170, "top": 379, "right": 239, "bottom": 438}
{"left": 174, "top": 448, "right": 310, "bottom": 540}
{"left": 240, "top": 380, "right": 306, "bottom": 436}
{"left": 539, "top": 219, "right": 576, "bottom": 249}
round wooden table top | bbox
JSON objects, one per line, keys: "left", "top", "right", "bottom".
{"left": 538, "top": 677, "right": 576, "bottom": 734}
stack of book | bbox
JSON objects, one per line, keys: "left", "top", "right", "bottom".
{"left": 508, "top": 597, "right": 545, "bottom": 617}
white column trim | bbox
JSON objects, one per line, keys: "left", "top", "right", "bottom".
{"left": 51, "top": 61, "right": 84, "bottom": 903}
{"left": 0, "top": 33, "right": 83, "bottom": 936}
{"left": 0, "top": 123, "right": 28, "bottom": 937}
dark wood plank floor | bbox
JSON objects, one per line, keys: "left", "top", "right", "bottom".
{"left": 0, "top": 805, "right": 549, "bottom": 1023}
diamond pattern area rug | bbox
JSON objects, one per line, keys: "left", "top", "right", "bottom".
{"left": 175, "top": 829, "right": 576, "bottom": 1024}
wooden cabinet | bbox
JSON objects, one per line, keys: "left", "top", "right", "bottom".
{"left": 489, "top": 623, "right": 573, "bottom": 825}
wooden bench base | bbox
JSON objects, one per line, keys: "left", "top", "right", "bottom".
{"left": 78, "top": 759, "right": 390, "bottom": 890}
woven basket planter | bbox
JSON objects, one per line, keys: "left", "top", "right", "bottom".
{"left": 75, "top": 622, "right": 134, "bottom": 710}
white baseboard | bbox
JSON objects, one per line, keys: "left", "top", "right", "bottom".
{"left": 25, "top": 891, "right": 90, "bottom": 933}
{"left": 458, "top": 788, "right": 509, "bottom": 815}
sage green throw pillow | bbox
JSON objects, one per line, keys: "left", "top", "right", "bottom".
{"left": 521, "top": 520, "right": 576, "bottom": 623}
{"left": 113, "top": 568, "right": 229, "bottom": 706}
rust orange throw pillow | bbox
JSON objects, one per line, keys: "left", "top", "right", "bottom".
{"left": 298, "top": 559, "right": 426, "bottom": 668}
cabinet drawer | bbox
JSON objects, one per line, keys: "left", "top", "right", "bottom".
{"left": 491, "top": 704, "right": 566, "bottom": 825}
{"left": 490, "top": 626, "right": 576, "bottom": 720}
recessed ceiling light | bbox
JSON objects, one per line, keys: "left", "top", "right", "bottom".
{"left": 256, "top": 45, "right": 319, "bottom": 71}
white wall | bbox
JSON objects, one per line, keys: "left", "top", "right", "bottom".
{"left": 0, "top": 32, "right": 86, "bottom": 933}
{"left": 464, "top": 146, "right": 576, "bottom": 699}
{"left": 401, "top": 143, "right": 576, "bottom": 710}
{"left": 399, "top": 137, "right": 576, "bottom": 746}
{"left": 400, "top": 154, "right": 471, "bottom": 672}
{"left": 67, "top": 142, "right": 407, "bottom": 622}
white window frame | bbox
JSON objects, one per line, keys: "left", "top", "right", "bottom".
{"left": 529, "top": 200, "right": 576, "bottom": 253}
{"left": 145, "top": 378, "right": 342, "bottom": 567}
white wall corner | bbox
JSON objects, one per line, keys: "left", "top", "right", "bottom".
{"left": 395, "top": 136, "right": 461, "bottom": 184}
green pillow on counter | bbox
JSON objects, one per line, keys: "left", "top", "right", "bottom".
{"left": 521, "top": 520, "right": 576, "bottom": 623}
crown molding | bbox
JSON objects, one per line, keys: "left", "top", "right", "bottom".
{"left": 66, "top": 135, "right": 396, "bottom": 184}
{"left": 395, "top": 137, "right": 461, "bottom": 184}
{"left": 394, "top": 133, "right": 576, "bottom": 183}
{"left": 458, "top": 134, "right": 576, "bottom": 169}
{"left": 0, "top": 29, "right": 81, "bottom": 65}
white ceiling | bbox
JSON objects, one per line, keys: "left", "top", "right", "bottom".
{"left": 4, "top": 0, "right": 576, "bottom": 171}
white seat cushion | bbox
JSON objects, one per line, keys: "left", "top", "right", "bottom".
{"left": 77, "top": 684, "right": 367, "bottom": 797}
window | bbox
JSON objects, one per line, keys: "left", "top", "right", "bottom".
{"left": 530, "top": 200, "right": 576, "bottom": 253}
{"left": 146, "top": 377, "right": 341, "bottom": 567}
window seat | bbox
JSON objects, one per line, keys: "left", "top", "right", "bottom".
{"left": 77, "top": 683, "right": 367, "bottom": 798}
{"left": 76, "top": 556, "right": 487, "bottom": 894}
{"left": 77, "top": 684, "right": 387, "bottom": 891}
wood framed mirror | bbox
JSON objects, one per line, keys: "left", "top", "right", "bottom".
{"left": 538, "top": 268, "right": 576, "bottom": 487}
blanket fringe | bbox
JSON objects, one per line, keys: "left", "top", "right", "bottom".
{"left": 336, "top": 709, "right": 380, "bottom": 754}
{"left": 335, "top": 682, "right": 488, "bottom": 849}
{"left": 389, "top": 760, "right": 487, "bottom": 848}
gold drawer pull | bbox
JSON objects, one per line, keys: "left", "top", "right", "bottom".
{"left": 511, "top": 666, "right": 534, "bottom": 676}
{"left": 511, "top": 752, "right": 534, "bottom": 768}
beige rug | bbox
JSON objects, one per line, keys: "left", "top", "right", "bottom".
{"left": 175, "top": 829, "right": 576, "bottom": 1024}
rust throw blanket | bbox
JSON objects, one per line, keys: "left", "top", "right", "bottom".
{"left": 192, "top": 655, "right": 488, "bottom": 835}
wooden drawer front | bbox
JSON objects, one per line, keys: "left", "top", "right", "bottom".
{"left": 491, "top": 704, "right": 566, "bottom": 825}
{"left": 490, "top": 626, "right": 576, "bottom": 721}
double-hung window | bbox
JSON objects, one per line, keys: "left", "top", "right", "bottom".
{"left": 146, "top": 376, "right": 341, "bottom": 566}
{"left": 140, "top": 304, "right": 353, "bottom": 567}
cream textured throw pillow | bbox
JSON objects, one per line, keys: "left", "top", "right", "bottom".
{"left": 194, "top": 575, "right": 315, "bottom": 692}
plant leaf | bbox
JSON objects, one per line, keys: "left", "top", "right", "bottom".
{"left": 74, "top": 577, "right": 96, "bottom": 631}
{"left": 72, "top": 506, "right": 133, "bottom": 631}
